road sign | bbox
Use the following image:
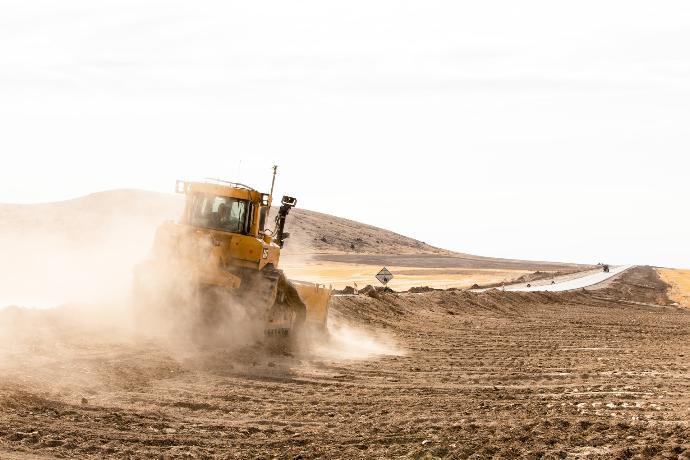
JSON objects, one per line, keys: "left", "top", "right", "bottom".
{"left": 376, "top": 267, "right": 394, "bottom": 286}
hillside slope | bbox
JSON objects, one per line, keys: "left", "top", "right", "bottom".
{"left": 0, "top": 189, "right": 445, "bottom": 256}
{"left": 0, "top": 189, "right": 589, "bottom": 308}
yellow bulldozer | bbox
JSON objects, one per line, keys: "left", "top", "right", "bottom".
{"left": 133, "top": 167, "right": 331, "bottom": 342}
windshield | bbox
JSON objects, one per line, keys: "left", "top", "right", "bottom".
{"left": 188, "top": 194, "right": 250, "bottom": 234}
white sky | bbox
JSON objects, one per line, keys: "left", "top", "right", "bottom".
{"left": 1, "top": 1, "right": 688, "bottom": 268}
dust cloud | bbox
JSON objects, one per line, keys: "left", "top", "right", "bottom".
{"left": 0, "top": 194, "right": 401, "bottom": 400}
{"left": 0, "top": 202, "right": 184, "bottom": 391}
{"left": 310, "top": 319, "right": 403, "bottom": 360}
{"left": 130, "top": 253, "right": 268, "bottom": 352}
{"left": 0, "top": 220, "right": 159, "bottom": 310}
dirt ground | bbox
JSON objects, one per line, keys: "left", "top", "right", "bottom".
{"left": 1, "top": 266, "right": 689, "bottom": 459}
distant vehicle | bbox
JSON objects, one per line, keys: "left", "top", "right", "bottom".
{"left": 602, "top": 264, "right": 610, "bottom": 273}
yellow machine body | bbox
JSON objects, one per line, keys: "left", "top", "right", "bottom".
{"left": 135, "top": 178, "right": 331, "bottom": 335}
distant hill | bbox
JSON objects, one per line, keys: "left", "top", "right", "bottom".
{"left": 0, "top": 189, "right": 180, "bottom": 243}
{"left": 0, "top": 189, "right": 587, "bottom": 309}
{"left": 274, "top": 208, "right": 449, "bottom": 255}
{"left": 0, "top": 189, "right": 589, "bottom": 272}
{"left": 0, "top": 189, "right": 447, "bottom": 256}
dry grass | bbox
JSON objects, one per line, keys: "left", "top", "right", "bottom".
{"left": 657, "top": 268, "right": 690, "bottom": 307}
{"left": 280, "top": 257, "right": 530, "bottom": 290}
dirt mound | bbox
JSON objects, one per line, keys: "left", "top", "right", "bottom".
{"left": 473, "top": 268, "right": 585, "bottom": 290}
{"left": 592, "top": 265, "right": 672, "bottom": 305}
{"left": 407, "top": 286, "right": 438, "bottom": 293}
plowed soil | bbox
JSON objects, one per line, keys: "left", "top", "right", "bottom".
{"left": 2, "top": 266, "right": 689, "bottom": 459}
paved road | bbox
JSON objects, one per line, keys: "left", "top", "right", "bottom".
{"left": 331, "top": 265, "right": 635, "bottom": 297}
{"left": 501, "top": 265, "right": 634, "bottom": 292}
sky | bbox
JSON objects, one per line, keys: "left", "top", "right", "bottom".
{"left": 1, "top": 1, "right": 688, "bottom": 267}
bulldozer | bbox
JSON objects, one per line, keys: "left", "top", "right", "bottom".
{"left": 132, "top": 167, "right": 331, "bottom": 342}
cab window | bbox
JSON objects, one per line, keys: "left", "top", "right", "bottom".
{"left": 189, "top": 194, "right": 249, "bottom": 234}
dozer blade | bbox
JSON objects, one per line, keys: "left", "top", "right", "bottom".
{"left": 262, "top": 272, "right": 331, "bottom": 337}
{"left": 289, "top": 280, "right": 331, "bottom": 333}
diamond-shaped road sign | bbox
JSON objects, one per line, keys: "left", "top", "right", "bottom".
{"left": 376, "top": 267, "right": 394, "bottom": 286}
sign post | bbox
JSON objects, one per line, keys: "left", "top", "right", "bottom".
{"left": 376, "top": 267, "right": 394, "bottom": 289}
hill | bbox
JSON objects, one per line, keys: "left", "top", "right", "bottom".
{"left": 0, "top": 189, "right": 446, "bottom": 256}
{"left": 0, "top": 189, "right": 588, "bottom": 307}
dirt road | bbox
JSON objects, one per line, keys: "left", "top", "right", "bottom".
{"left": 1, "top": 266, "right": 689, "bottom": 459}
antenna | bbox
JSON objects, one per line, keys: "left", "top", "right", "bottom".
{"left": 269, "top": 165, "right": 278, "bottom": 199}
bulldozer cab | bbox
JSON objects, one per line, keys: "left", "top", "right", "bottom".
{"left": 189, "top": 194, "right": 250, "bottom": 234}
{"left": 176, "top": 179, "right": 272, "bottom": 240}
